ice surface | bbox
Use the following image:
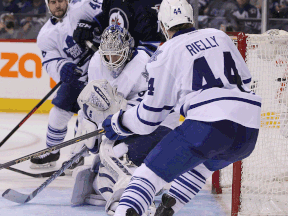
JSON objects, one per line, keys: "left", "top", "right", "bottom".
{"left": 0, "top": 113, "right": 229, "bottom": 216}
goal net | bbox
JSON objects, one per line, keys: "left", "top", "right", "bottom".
{"left": 212, "top": 30, "right": 288, "bottom": 216}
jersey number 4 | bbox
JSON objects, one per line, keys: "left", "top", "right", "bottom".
{"left": 192, "top": 52, "right": 245, "bottom": 91}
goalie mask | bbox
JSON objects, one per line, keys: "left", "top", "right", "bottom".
{"left": 99, "top": 25, "right": 135, "bottom": 78}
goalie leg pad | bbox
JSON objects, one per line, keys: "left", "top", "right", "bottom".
{"left": 85, "top": 194, "right": 106, "bottom": 206}
{"left": 71, "top": 166, "right": 97, "bottom": 206}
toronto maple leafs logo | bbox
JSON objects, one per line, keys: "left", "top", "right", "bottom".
{"left": 148, "top": 50, "right": 163, "bottom": 63}
{"left": 109, "top": 8, "right": 129, "bottom": 30}
{"left": 63, "top": 35, "right": 84, "bottom": 60}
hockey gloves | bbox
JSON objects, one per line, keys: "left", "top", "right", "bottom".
{"left": 102, "top": 110, "right": 133, "bottom": 140}
{"left": 73, "top": 19, "right": 101, "bottom": 48}
{"left": 60, "top": 62, "right": 84, "bottom": 87}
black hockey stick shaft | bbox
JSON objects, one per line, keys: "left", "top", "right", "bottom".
{"left": 5, "top": 166, "right": 65, "bottom": 178}
{"left": 0, "top": 41, "right": 98, "bottom": 148}
{"left": 0, "top": 129, "right": 105, "bottom": 170}
{"left": 2, "top": 146, "right": 88, "bottom": 204}
{"left": 0, "top": 81, "right": 62, "bottom": 148}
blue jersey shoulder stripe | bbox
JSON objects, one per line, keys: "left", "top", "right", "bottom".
{"left": 143, "top": 103, "right": 173, "bottom": 112}
{"left": 189, "top": 97, "right": 261, "bottom": 110}
{"left": 136, "top": 105, "right": 162, "bottom": 126}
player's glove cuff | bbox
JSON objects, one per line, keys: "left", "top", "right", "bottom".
{"left": 73, "top": 19, "right": 101, "bottom": 48}
{"left": 103, "top": 110, "right": 133, "bottom": 140}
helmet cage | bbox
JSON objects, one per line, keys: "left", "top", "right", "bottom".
{"left": 99, "top": 25, "right": 134, "bottom": 77}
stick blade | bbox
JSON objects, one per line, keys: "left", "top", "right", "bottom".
{"left": 2, "top": 189, "right": 30, "bottom": 204}
{"left": 38, "top": 171, "right": 66, "bottom": 178}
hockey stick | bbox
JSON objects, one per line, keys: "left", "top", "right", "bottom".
{"left": 2, "top": 146, "right": 88, "bottom": 204}
{"left": 0, "top": 41, "right": 98, "bottom": 148}
{"left": 0, "top": 81, "right": 62, "bottom": 148}
{"left": 0, "top": 129, "right": 105, "bottom": 171}
{"left": 5, "top": 167, "right": 65, "bottom": 178}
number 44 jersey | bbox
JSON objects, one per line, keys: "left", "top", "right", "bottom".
{"left": 122, "top": 28, "right": 262, "bottom": 135}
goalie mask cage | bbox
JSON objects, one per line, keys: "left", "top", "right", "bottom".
{"left": 212, "top": 30, "right": 288, "bottom": 216}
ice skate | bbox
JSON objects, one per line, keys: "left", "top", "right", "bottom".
{"left": 30, "top": 151, "right": 60, "bottom": 169}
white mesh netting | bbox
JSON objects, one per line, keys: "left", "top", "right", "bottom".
{"left": 219, "top": 30, "right": 288, "bottom": 215}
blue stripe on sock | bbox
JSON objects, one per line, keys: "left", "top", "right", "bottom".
{"left": 177, "top": 176, "right": 200, "bottom": 193}
{"left": 131, "top": 176, "right": 156, "bottom": 193}
{"left": 169, "top": 188, "right": 190, "bottom": 204}
{"left": 124, "top": 188, "right": 150, "bottom": 207}
{"left": 48, "top": 125, "right": 67, "bottom": 133}
{"left": 181, "top": 174, "right": 202, "bottom": 190}
{"left": 191, "top": 169, "right": 206, "bottom": 181}
{"left": 187, "top": 170, "right": 206, "bottom": 184}
{"left": 122, "top": 195, "right": 145, "bottom": 214}
{"left": 174, "top": 179, "right": 195, "bottom": 195}
{"left": 119, "top": 198, "right": 143, "bottom": 215}
{"left": 126, "top": 185, "right": 152, "bottom": 205}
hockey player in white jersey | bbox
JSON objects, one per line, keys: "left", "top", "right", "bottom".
{"left": 101, "top": 0, "right": 262, "bottom": 215}
{"left": 30, "top": 0, "right": 102, "bottom": 169}
{"left": 70, "top": 24, "right": 180, "bottom": 215}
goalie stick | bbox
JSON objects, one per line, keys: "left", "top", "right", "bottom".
{"left": 5, "top": 167, "right": 65, "bottom": 178}
{"left": 0, "top": 129, "right": 105, "bottom": 171}
{"left": 0, "top": 41, "right": 98, "bottom": 148}
{"left": 2, "top": 146, "right": 88, "bottom": 204}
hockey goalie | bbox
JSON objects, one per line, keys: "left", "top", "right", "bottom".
{"left": 68, "top": 25, "right": 179, "bottom": 215}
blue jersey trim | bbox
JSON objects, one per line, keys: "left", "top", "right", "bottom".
{"left": 42, "top": 57, "right": 65, "bottom": 66}
{"left": 143, "top": 103, "right": 173, "bottom": 112}
{"left": 180, "top": 105, "right": 186, "bottom": 117}
{"left": 243, "top": 78, "right": 251, "bottom": 84}
{"left": 136, "top": 105, "right": 162, "bottom": 126}
{"left": 172, "top": 27, "right": 196, "bottom": 38}
{"left": 189, "top": 97, "right": 261, "bottom": 110}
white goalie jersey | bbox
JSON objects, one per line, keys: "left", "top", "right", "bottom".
{"left": 122, "top": 28, "right": 262, "bottom": 135}
{"left": 88, "top": 50, "right": 180, "bottom": 129}
{"left": 37, "top": 0, "right": 103, "bottom": 83}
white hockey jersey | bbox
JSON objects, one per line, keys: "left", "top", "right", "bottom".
{"left": 37, "top": 0, "right": 103, "bottom": 83}
{"left": 88, "top": 50, "right": 180, "bottom": 129}
{"left": 122, "top": 28, "right": 262, "bottom": 135}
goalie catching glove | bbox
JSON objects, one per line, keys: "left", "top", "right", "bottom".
{"left": 77, "top": 79, "right": 127, "bottom": 127}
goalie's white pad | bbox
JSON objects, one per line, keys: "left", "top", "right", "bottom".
{"left": 95, "top": 137, "right": 135, "bottom": 213}
{"left": 77, "top": 79, "right": 127, "bottom": 125}
{"left": 71, "top": 166, "right": 97, "bottom": 206}
{"left": 72, "top": 110, "right": 101, "bottom": 154}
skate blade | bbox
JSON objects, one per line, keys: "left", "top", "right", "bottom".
{"left": 30, "top": 161, "right": 56, "bottom": 169}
